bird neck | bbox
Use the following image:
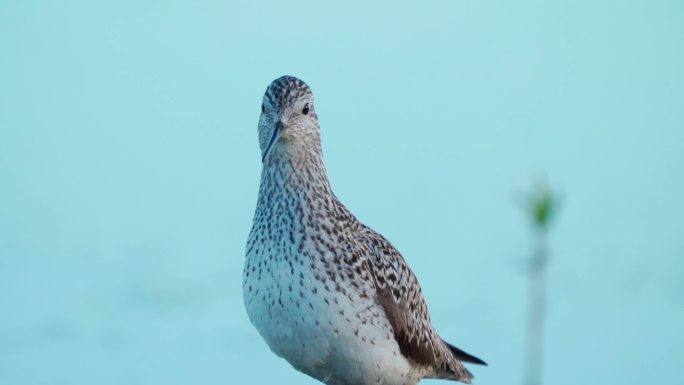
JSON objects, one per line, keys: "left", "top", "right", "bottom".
{"left": 252, "top": 138, "right": 359, "bottom": 253}
{"left": 257, "top": 138, "right": 335, "bottom": 216}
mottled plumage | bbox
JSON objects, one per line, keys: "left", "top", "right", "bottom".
{"left": 244, "top": 76, "right": 485, "bottom": 385}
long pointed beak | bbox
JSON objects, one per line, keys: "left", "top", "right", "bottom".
{"left": 262, "top": 121, "right": 284, "bottom": 163}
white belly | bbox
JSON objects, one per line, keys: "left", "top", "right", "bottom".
{"left": 243, "top": 250, "right": 419, "bottom": 385}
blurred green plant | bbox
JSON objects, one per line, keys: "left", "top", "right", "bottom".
{"left": 527, "top": 182, "right": 558, "bottom": 233}
{"left": 522, "top": 180, "right": 560, "bottom": 385}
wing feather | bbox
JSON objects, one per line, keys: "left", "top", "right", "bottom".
{"left": 356, "top": 227, "right": 480, "bottom": 382}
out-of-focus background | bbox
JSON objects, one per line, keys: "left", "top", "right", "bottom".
{"left": 1, "top": 1, "right": 683, "bottom": 384}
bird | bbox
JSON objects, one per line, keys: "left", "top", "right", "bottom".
{"left": 243, "top": 75, "right": 486, "bottom": 385}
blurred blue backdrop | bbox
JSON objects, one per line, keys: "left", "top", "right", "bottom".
{"left": 1, "top": 1, "right": 683, "bottom": 384}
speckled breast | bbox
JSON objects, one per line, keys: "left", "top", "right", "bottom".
{"left": 243, "top": 227, "right": 335, "bottom": 370}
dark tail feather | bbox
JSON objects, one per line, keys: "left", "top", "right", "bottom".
{"left": 443, "top": 340, "right": 487, "bottom": 366}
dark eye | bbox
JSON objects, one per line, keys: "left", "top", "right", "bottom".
{"left": 302, "top": 103, "right": 310, "bottom": 115}
{"left": 261, "top": 103, "right": 265, "bottom": 113}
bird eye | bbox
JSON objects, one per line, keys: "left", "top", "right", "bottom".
{"left": 261, "top": 103, "right": 265, "bottom": 114}
{"left": 302, "top": 103, "right": 310, "bottom": 115}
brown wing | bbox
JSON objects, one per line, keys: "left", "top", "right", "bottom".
{"left": 357, "top": 227, "right": 481, "bottom": 382}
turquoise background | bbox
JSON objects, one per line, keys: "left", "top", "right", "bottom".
{"left": 1, "top": 1, "right": 683, "bottom": 384}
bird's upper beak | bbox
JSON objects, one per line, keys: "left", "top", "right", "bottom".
{"left": 262, "top": 120, "right": 284, "bottom": 163}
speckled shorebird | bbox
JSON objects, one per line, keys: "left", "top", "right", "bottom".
{"left": 244, "top": 76, "right": 486, "bottom": 385}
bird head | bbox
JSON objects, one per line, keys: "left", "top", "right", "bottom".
{"left": 258, "top": 75, "right": 319, "bottom": 163}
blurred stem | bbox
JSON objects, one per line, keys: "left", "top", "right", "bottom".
{"left": 524, "top": 228, "right": 548, "bottom": 385}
